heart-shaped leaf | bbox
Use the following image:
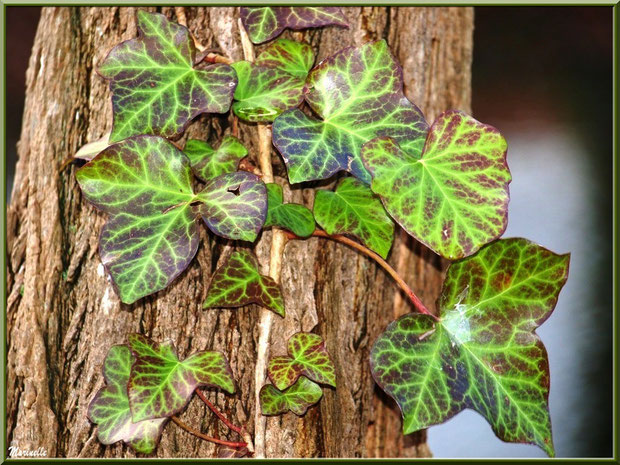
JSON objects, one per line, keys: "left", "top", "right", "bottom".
{"left": 128, "top": 334, "right": 235, "bottom": 422}
{"left": 99, "top": 10, "right": 237, "bottom": 142}
{"left": 204, "top": 249, "right": 285, "bottom": 317}
{"left": 268, "top": 332, "right": 336, "bottom": 390}
{"left": 370, "top": 238, "right": 570, "bottom": 457}
{"left": 313, "top": 177, "right": 394, "bottom": 259}
{"left": 265, "top": 183, "right": 315, "bottom": 238}
{"left": 184, "top": 135, "right": 248, "bottom": 182}
{"left": 76, "top": 135, "right": 266, "bottom": 304}
{"left": 231, "top": 40, "right": 314, "bottom": 122}
{"left": 259, "top": 377, "right": 323, "bottom": 416}
{"left": 240, "top": 7, "right": 348, "bottom": 44}
{"left": 272, "top": 40, "right": 428, "bottom": 184}
{"left": 362, "top": 110, "right": 511, "bottom": 260}
{"left": 88, "top": 345, "right": 167, "bottom": 454}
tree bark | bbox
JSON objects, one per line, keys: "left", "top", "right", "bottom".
{"left": 6, "top": 6, "right": 472, "bottom": 458}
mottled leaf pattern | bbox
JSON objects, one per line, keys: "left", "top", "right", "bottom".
{"left": 273, "top": 40, "right": 428, "bottom": 184}
{"left": 203, "top": 250, "right": 285, "bottom": 317}
{"left": 362, "top": 110, "right": 511, "bottom": 259}
{"left": 314, "top": 177, "right": 394, "bottom": 259}
{"left": 265, "top": 183, "right": 315, "bottom": 238}
{"left": 196, "top": 171, "right": 267, "bottom": 242}
{"left": 259, "top": 377, "right": 323, "bottom": 416}
{"left": 232, "top": 40, "right": 314, "bottom": 122}
{"left": 370, "top": 238, "right": 570, "bottom": 457}
{"left": 87, "top": 346, "right": 167, "bottom": 454}
{"left": 240, "top": 7, "right": 348, "bottom": 44}
{"left": 128, "top": 334, "right": 235, "bottom": 422}
{"left": 99, "top": 10, "right": 236, "bottom": 142}
{"left": 268, "top": 332, "right": 336, "bottom": 390}
{"left": 184, "top": 135, "right": 248, "bottom": 181}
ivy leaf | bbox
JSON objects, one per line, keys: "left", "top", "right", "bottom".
{"left": 370, "top": 238, "right": 570, "bottom": 457}
{"left": 313, "top": 177, "right": 394, "bottom": 259}
{"left": 259, "top": 377, "right": 323, "bottom": 416}
{"left": 75, "top": 131, "right": 111, "bottom": 161}
{"left": 268, "top": 332, "right": 336, "bottom": 390}
{"left": 99, "top": 10, "right": 237, "bottom": 143}
{"left": 87, "top": 345, "right": 167, "bottom": 454}
{"left": 272, "top": 40, "right": 428, "bottom": 184}
{"left": 204, "top": 249, "right": 285, "bottom": 317}
{"left": 264, "top": 183, "right": 315, "bottom": 238}
{"left": 76, "top": 136, "right": 266, "bottom": 304}
{"left": 184, "top": 135, "right": 248, "bottom": 182}
{"left": 128, "top": 334, "right": 235, "bottom": 422}
{"left": 362, "top": 110, "right": 511, "bottom": 260}
{"left": 231, "top": 40, "right": 314, "bottom": 122}
{"left": 240, "top": 7, "right": 348, "bottom": 44}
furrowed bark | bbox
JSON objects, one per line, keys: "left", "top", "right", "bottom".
{"left": 6, "top": 6, "right": 472, "bottom": 458}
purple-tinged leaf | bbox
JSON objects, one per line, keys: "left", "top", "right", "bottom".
{"left": 184, "top": 135, "right": 248, "bottom": 182}
{"left": 259, "top": 377, "right": 323, "bottom": 416}
{"left": 128, "top": 334, "right": 235, "bottom": 422}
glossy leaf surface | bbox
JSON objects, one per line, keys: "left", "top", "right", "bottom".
{"left": 88, "top": 345, "right": 167, "bottom": 454}
{"left": 240, "top": 7, "right": 347, "bottom": 44}
{"left": 184, "top": 135, "right": 248, "bottom": 182}
{"left": 204, "top": 250, "right": 285, "bottom": 317}
{"left": 268, "top": 332, "right": 336, "bottom": 390}
{"left": 265, "top": 183, "right": 315, "bottom": 238}
{"left": 99, "top": 10, "right": 236, "bottom": 142}
{"left": 259, "top": 377, "right": 323, "bottom": 416}
{"left": 314, "top": 177, "right": 394, "bottom": 259}
{"left": 231, "top": 40, "right": 314, "bottom": 122}
{"left": 272, "top": 40, "right": 428, "bottom": 184}
{"left": 362, "top": 110, "right": 511, "bottom": 259}
{"left": 370, "top": 238, "right": 570, "bottom": 457}
{"left": 128, "top": 334, "right": 235, "bottom": 422}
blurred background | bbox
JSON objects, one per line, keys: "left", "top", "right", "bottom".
{"left": 5, "top": 6, "right": 613, "bottom": 458}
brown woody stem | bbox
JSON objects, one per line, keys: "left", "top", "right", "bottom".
{"left": 171, "top": 415, "right": 247, "bottom": 449}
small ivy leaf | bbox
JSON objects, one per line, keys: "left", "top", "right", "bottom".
{"left": 184, "top": 135, "right": 248, "bottom": 182}
{"left": 128, "top": 334, "right": 235, "bottom": 423}
{"left": 99, "top": 10, "right": 237, "bottom": 143}
{"left": 268, "top": 332, "right": 336, "bottom": 390}
{"left": 87, "top": 345, "right": 167, "bottom": 454}
{"left": 196, "top": 171, "right": 267, "bottom": 242}
{"left": 75, "top": 131, "right": 112, "bottom": 161}
{"left": 231, "top": 40, "right": 314, "bottom": 123}
{"left": 259, "top": 377, "right": 323, "bottom": 416}
{"left": 240, "top": 7, "right": 348, "bottom": 44}
{"left": 272, "top": 40, "right": 428, "bottom": 184}
{"left": 370, "top": 238, "right": 570, "bottom": 457}
{"left": 264, "top": 183, "right": 315, "bottom": 238}
{"left": 313, "top": 177, "right": 394, "bottom": 259}
{"left": 362, "top": 110, "right": 511, "bottom": 260}
{"left": 203, "top": 249, "right": 285, "bottom": 317}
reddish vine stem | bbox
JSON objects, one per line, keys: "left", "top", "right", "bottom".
{"left": 171, "top": 415, "right": 247, "bottom": 449}
{"left": 286, "top": 230, "right": 439, "bottom": 321}
{"left": 196, "top": 390, "right": 243, "bottom": 435}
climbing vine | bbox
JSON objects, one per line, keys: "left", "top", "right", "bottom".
{"left": 79, "top": 8, "right": 569, "bottom": 458}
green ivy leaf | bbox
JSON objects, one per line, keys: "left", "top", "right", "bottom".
{"left": 362, "top": 110, "right": 511, "bottom": 260}
{"left": 76, "top": 136, "right": 266, "bottom": 304}
{"left": 313, "top": 177, "right": 394, "bottom": 259}
{"left": 264, "top": 183, "right": 315, "bottom": 238}
{"left": 184, "top": 135, "right": 248, "bottom": 182}
{"left": 231, "top": 40, "right": 314, "bottom": 122}
{"left": 272, "top": 40, "right": 428, "bottom": 184}
{"left": 128, "top": 334, "right": 235, "bottom": 422}
{"left": 99, "top": 10, "right": 237, "bottom": 142}
{"left": 259, "top": 377, "right": 323, "bottom": 416}
{"left": 87, "top": 345, "right": 167, "bottom": 454}
{"left": 268, "top": 332, "right": 336, "bottom": 390}
{"left": 204, "top": 249, "right": 285, "bottom": 317}
{"left": 240, "top": 7, "right": 348, "bottom": 44}
{"left": 370, "top": 238, "right": 570, "bottom": 457}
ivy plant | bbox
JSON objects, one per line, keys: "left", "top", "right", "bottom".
{"left": 79, "top": 8, "right": 570, "bottom": 458}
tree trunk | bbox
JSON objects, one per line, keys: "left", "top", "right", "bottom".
{"left": 6, "top": 6, "right": 472, "bottom": 458}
